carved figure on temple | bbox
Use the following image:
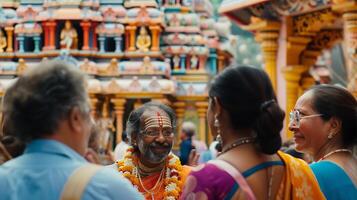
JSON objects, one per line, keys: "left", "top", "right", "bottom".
{"left": 173, "top": 55, "right": 180, "bottom": 69}
{"left": 0, "top": 29, "right": 7, "bottom": 53}
{"left": 140, "top": 56, "right": 154, "bottom": 73}
{"left": 136, "top": 26, "right": 151, "bottom": 52}
{"left": 190, "top": 55, "right": 198, "bottom": 69}
{"left": 128, "top": 76, "right": 142, "bottom": 92}
{"left": 168, "top": 0, "right": 176, "bottom": 5}
{"left": 60, "top": 20, "right": 78, "bottom": 50}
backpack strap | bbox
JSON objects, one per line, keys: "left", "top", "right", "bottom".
{"left": 209, "top": 159, "right": 256, "bottom": 200}
{"left": 60, "top": 164, "right": 102, "bottom": 200}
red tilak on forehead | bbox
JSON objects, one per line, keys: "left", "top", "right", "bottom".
{"left": 157, "top": 112, "right": 163, "bottom": 128}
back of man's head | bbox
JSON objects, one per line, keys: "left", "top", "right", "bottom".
{"left": 181, "top": 121, "right": 196, "bottom": 138}
{"left": 2, "top": 61, "right": 89, "bottom": 142}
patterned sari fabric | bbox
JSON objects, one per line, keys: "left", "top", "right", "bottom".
{"left": 276, "top": 151, "right": 326, "bottom": 200}
{"left": 181, "top": 151, "right": 326, "bottom": 200}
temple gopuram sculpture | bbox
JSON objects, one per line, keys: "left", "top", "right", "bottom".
{"left": 0, "top": 0, "right": 236, "bottom": 149}
{"left": 60, "top": 20, "right": 78, "bottom": 50}
{"left": 136, "top": 26, "right": 151, "bottom": 52}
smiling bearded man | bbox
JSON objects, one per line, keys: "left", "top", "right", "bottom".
{"left": 115, "top": 102, "right": 191, "bottom": 200}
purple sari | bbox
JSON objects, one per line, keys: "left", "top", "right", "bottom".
{"left": 181, "top": 160, "right": 255, "bottom": 200}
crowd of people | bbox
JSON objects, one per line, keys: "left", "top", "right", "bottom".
{"left": 0, "top": 61, "right": 356, "bottom": 200}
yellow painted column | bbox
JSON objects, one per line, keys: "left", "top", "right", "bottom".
{"left": 258, "top": 30, "right": 280, "bottom": 91}
{"left": 217, "top": 53, "right": 225, "bottom": 72}
{"left": 149, "top": 25, "right": 161, "bottom": 51}
{"left": 195, "top": 101, "right": 208, "bottom": 144}
{"left": 5, "top": 26, "right": 14, "bottom": 52}
{"left": 333, "top": 2, "right": 357, "bottom": 95}
{"left": 126, "top": 25, "right": 137, "bottom": 51}
{"left": 111, "top": 98, "right": 126, "bottom": 144}
{"left": 89, "top": 95, "right": 98, "bottom": 119}
{"left": 282, "top": 65, "right": 310, "bottom": 138}
{"left": 173, "top": 101, "right": 186, "bottom": 147}
{"left": 299, "top": 75, "right": 316, "bottom": 97}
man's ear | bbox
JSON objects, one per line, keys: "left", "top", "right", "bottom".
{"left": 129, "top": 133, "right": 138, "bottom": 146}
{"left": 68, "top": 107, "right": 84, "bottom": 133}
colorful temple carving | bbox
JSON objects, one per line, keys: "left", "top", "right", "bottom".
{"left": 219, "top": 0, "right": 357, "bottom": 139}
{"left": 0, "top": 0, "right": 235, "bottom": 148}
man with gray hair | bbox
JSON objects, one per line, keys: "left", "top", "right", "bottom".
{"left": 179, "top": 121, "right": 196, "bottom": 165}
{"left": 0, "top": 61, "right": 142, "bottom": 200}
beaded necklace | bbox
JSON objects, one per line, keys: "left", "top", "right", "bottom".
{"left": 219, "top": 137, "right": 256, "bottom": 155}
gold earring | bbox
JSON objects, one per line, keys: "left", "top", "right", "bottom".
{"left": 214, "top": 115, "right": 221, "bottom": 135}
{"left": 328, "top": 132, "right": 335, "bottom": 139}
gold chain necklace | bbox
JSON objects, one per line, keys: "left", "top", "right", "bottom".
{"left": 318, "top": 148, "right": 352, "bottom": 162}
{"left": 138, "top": 167, "right": 165, "bottom": 200}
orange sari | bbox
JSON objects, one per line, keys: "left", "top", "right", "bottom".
{"left": 276, "top": 151, "right": 326, "bottom": 200}
{"left": 139, "top": 165, "right": 191, "bottom": 200}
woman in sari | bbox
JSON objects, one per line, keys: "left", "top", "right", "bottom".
{"left": 181, "top": 65, "right": 325, "bottom": 200}
{"left": 289, "top": 85, "right": 357, "bottom": 199}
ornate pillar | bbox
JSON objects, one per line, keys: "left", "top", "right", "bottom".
{"left": 256, "top": 27, "right": 280, "bottom": 91}
{"left": 5, "top": 26, "right": 14, "bottom": 52}
{"left": 89, "top": 96, "right": 98, "bottom": 118}
{"left": 149, "top": 25, "right": 161, "bottom": 51}
{"left": 98, "top": 36, "right": 105, "bottom": 52}
{"left": 180, "top": 54, "right": 186, "bottom": 71}
{"left": 111, "top": 98, "right": 126, "bottom": 144}
{"left": 173, "top": 101, "right": 186, "bottom": 146}
{"left": 299, "top": 75, "right": 316, "bottom": 96}
{"left": 17, "top": 34, "right": 24, "bottom": 53}
{"left": 34, "top": 36, "right": 41, "bottom": 53}
{"left": 282, "top": 65, "right": 309, "bottom": 138}
{"left": 198, "top": 56, "right": 206, "bottom": 71}
{"left": 126, "top": 25, "right": 137, "bottom": 51}
{"left": 333, "top": 1, "right": 357, "bottom": 94}
{"left": 47, "top": 21, "right": 56, "bottom": 50}
{"left": 92, "top": 22, "right": 98, "bottom": 50}
{"left": 195, "top": 101, "right": 208, "bottom": 144}
{"left": 125, "top": 30, "right": 130, "bottom": 51}
{"left": 42, "top": 22, "right": 49, "bottom": 49}
{"left": 80, "top": 21, "right": 91, "bottom": 50}
{"left": 114, "top": 36, "right": 122, "bottom": 53}
{"left": 217, "top": 53, "right": 225, "bottom": 72}
{"left": 209, "top": 53, "right": 217, "bottom": 74}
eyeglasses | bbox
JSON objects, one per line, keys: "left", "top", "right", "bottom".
{"left": 289, "top": 110, "right": 323, "bottom": 128}
{"left": 140, "top": 129, "right": 174, "bottom": 138}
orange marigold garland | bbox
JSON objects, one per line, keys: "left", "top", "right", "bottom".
{"left": 116, "top": 147, "right": 183, "bottom": 200}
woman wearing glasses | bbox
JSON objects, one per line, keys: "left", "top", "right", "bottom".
{"left": 181, "top": 66, "right": 325, "bottom": 200}
{"left": 289, "top": 85, "right": 357, "bottom": 199}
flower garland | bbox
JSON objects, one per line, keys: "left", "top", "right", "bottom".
{"left": 116, "top": 147, "right": 183, "bottom": 200}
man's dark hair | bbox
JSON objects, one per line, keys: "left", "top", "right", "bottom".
{"left": 2, "top": 61, "right": 89, "bottom": 142}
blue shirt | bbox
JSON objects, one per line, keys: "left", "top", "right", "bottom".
{"left": 0, "top": 139, "right": 143, "bottom": 200}
{"left": 179, "top": 139, "right": 193, "bottom": 165}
